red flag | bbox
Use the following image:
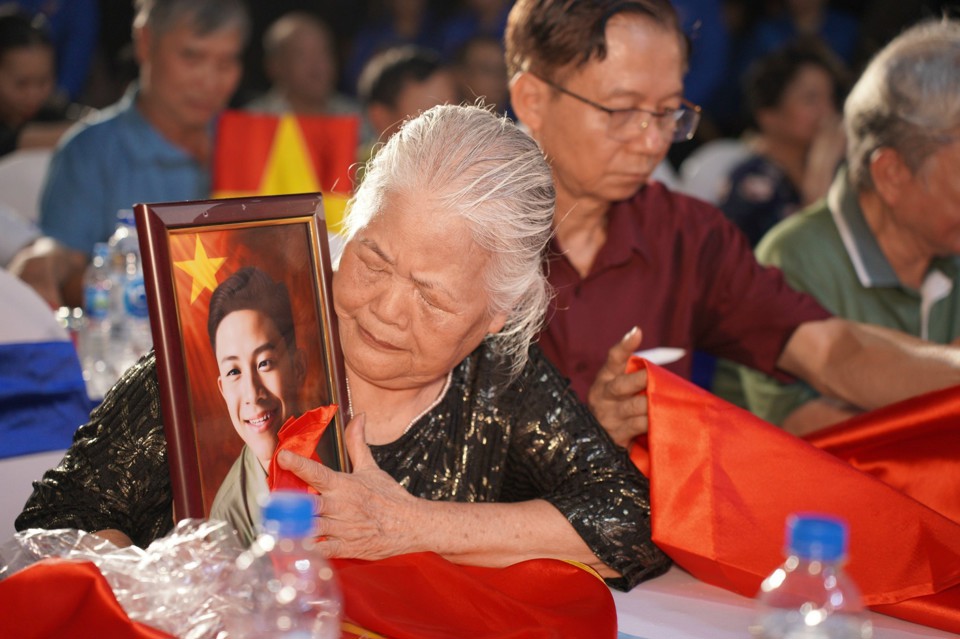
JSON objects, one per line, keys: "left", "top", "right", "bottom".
{"left": 629, "top": 356, "right": 960, "bottom": 633}
{"left": 268, "top": 404, "right": 338, "bottom": 493}
{"left": 332, "top": 553, "right": 617, "bottom": 639}
{"left": 0, "top": 560, "right": 175, "bottom": 639}
{"left": 213, "top": 111, "right": 358, "bottom": 232}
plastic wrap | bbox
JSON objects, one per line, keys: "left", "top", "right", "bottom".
{"left": 0, "top": 520, "right": 245, "bottom": 639}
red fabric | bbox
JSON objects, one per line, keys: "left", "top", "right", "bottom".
{"left": 0, "top": 560, "right": 174, "bottom": 639}
{"left": 539, "top": 183, "right": 830, "bottom": 401}
{"left": 268, "top": 404, "right": 338, "bottom": 492}
{"left": 213, "top": 111, "right": 358, "bottom": 195}
{"left": 804, "top": 384, "right": 960, "bottom": 526}
{"left": 630, "top": 355, "right": 960, "bottom": 633}
{"left": 332, "top": 553, "right": 617, "bottom": 639}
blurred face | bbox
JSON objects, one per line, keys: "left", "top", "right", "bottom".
{"left": 215, "top": 310, "right": 304, "bottom": 465}
{"left": 333, "top": 193, "right": 507, "bottom": 390}
{"left": 0, "top": 46, "right": 55, "bottom": 127}
{"left": 521, "top": 15, "right": 686, "bottom": 207}
{"left": 136, "top": 19, "right": 243, "bottom": 132}
{"left": 456, "top": 40, "right": 508, "bottom": 109}
{"left": 760, "top": 64, "right": 836, "bottom": 146}
{"left": 381, "top": 70, "right": 458, "bottom": 138}
{"left": 893, "top": 139, "right": 960, "bottom": 257}
{"left": 270, "top": 23, "right": 336, "bottom": 109}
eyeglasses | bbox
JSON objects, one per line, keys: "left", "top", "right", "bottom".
{"left": 535, "top": 75, "right": 701, "bottom": 143}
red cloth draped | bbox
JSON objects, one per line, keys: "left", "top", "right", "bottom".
{"left": 268, "top": 404, "right": 338, "bottom": 492}
{"left": 332, "top": 553, "right": 617, "bottom": 639}
{"left": 629, "top": 356, "right": 960, "bottom": 633}
{"left": 0, "top": 560, "right": 175, "bottom": 639}
{"left": 0, "top": 555, "right": 614, "bottom": 639}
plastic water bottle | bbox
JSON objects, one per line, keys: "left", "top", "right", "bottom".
{"left": 107, "top": 209, "right": 152, "bottom": 371}
{"left": 226, "top": 491, "right": 342, "bottom": 639}
{"left": 79, "top": 242, "right": 117, "bottom": 399}
{"left": 750, "top": 513, "right": 873, "bottom": 639}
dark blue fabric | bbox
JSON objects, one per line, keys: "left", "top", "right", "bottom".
{"left": 0, "top": 341, "right": 94, "bottom": 459}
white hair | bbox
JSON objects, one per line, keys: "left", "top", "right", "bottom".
{"left": 845, "top": 18, "right": 960, "bottom": 191}
{"left": 342, "top": 104, "right": 555, "bottom": 379}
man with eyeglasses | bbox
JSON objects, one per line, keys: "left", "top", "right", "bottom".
{"left": 505, "top": 0, "right": 960, "bottom": 444}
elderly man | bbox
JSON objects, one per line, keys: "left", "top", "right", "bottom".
{"left": 245, "top": 12, "right": 358, "bottom": 117}
{"left": 504, "top": 0, "right": 960, "bottom": 444}
{"left": 737, "top": 19, "right": 960, "bottom": 434}
{"left": 10, "top": 0, "right": 247, "bottom": 308}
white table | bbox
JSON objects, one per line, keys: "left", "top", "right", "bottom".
{"left": 614, "top": 567, "right": 958, "bottom": 638}
{"left": 0, "top": 449, "right": 67, "bottom": 538}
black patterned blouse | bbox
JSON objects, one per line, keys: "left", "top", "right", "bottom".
{"left": 16, "top": 345, "right": 670, "bottom": 590}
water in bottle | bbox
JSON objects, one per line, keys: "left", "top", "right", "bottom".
{"left": 750, "top": 513, "right": 873, "bottom": 639}
{"left": 226, "top": 491, "right": 342, "bottom": 639}
{"left": 107, "top": 209, "right": 152, "bottom": 371}
{"left": 79, "top": 242, "right": 117, "bottom": 399}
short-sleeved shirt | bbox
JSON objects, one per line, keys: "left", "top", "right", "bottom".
{"left": 739, "top": 169, "right": 960, "bottom": 424}
{"left": 40, "top": 87, "right": 208, "bottom": 255}
{"left": 539, "top": 181, "right": 830, "bottom": 402}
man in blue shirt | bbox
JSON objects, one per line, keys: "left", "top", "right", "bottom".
{"left": 10, "top": 0, "right": 248, "bottom": 307}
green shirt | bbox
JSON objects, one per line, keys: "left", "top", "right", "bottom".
{"left": 739, "top": 169, "right": 960, "bottom": 425}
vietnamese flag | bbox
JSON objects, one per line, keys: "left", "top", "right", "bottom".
{"left": 627, "top": 356, "right": 960, "bottom": 634}
{"left": 213, "top": 111, "right": 359, "bottom": 233}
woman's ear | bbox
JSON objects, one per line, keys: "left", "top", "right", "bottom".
{"left": 486, "top": 310, "right": 508, "bottom": 336}
{"left": 509, "top": 72, "right": 546, "bottom": 136}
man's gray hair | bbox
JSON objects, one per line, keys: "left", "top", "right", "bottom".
{"left": 133, "top": 0, "right": 249, "bottom": 41}
{"left": 343, "top": 104, "right": 555, "bottom": 379}
{"left": 846, "top": 18, "right": 960, "bottom": 191}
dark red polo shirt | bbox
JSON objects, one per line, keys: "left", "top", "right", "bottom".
{"left": 540, "top": 182, "right": 830, "bottom": 402}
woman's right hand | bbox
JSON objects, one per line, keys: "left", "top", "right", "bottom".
{"left": 276, "top": 414, "right": 423, "bottom": 561}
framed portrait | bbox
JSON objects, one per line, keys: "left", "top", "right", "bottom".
{"left": 136, "top": 193, "right": 349, "bottom": 523}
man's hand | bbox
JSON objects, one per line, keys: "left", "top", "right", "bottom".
{"left": 8, "top": 237, "right": 87, "bottom": 308}
{"left": 587, "top": 327, "right": 649, "bottom": 447}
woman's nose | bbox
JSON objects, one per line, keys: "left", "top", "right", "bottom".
{"left": 370, "top": 282, "right": 409, "bottom": 328}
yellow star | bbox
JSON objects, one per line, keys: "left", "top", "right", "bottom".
{"left": 174, "top": 236, "right": 226, "bottom": 304}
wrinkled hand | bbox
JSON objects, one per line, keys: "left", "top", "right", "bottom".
{"left": 587, "top": 327, "right": 649, "bottom": 447}
{"left": 277, "top": 414, "right": 421, "bottom": 560}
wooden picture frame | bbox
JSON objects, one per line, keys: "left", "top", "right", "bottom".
{"left": 136, "top": 193, "right": 349, "bottom": 523}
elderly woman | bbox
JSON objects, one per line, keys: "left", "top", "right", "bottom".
{"left": 16, "top": 104, "right": 671, "bottom": 589}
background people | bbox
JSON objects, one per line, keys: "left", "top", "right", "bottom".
{"left": 356, "top": 45, "right": 457, "bottom": 152}
{"left": 17, "top": 104, "right": 671, "bottom": 590}
{"left": 505, "top": 0, "right": 960, "bottom": 443}
{"left": 738, "top": 19, "right": 960, "bottom": 433}
{"left": 719, "top": 38, "right": 847, "bottom": 247}
{"left": 8, "top": 0, "right": 247, "bottom": 309}
{"left": 245, "top": 12, "right": 359, "bottom": 117}
{"left": 0, "top": 9, "right": 79, "bottom": 157}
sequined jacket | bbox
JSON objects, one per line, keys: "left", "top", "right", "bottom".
{"left": 16, "top": 345, "right": 671, "bottom": 590}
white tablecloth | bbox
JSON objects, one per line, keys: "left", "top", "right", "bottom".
{"left": 614, "top": 566, "right": 959, "bottom": 638}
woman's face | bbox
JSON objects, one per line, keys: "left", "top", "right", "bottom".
{"left": 215, "top": 309, "right": 304, "bottom": 463}
{"left": 334, "top": 193, "right": 508, "bottom": 390}
{"left": 0, "top": 45, "right": 55, "bottom": 127}
{"left": 761, "top": 64, "right": 837, "bottom": 146}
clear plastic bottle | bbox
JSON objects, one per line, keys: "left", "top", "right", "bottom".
{"left": 750, "top": 513, "right": 873, "bottom": 639}
{"left": 107, "top": 209, "right": 152, "bottom": 371}
{"left": 78, "top": 242, "right": 117, "bottom": 399}
{"left": 226, "top": 491, "right": 342, "bottom": 639}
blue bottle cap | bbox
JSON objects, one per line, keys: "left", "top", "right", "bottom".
{"left": 261, "top": 491, "right": 315, "bottom": 539}
{"left": 786, "top": 513, "right": 847, "bottom": 561}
